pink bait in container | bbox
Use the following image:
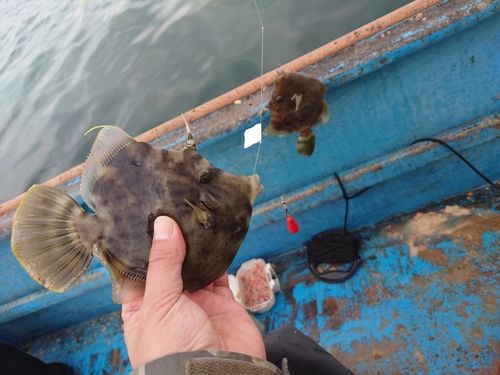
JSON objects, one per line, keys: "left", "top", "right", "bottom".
{"left": 229, "top": 258, "right": 281, "bottom": 313}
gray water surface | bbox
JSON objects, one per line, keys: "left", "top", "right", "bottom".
{"left": 0, "top": 0, "right": 411, "bottom": 203}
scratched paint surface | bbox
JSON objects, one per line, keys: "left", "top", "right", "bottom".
{"left": 27, "top": 311, "right": 131, "bottom": 375}
{"left": 257, "top": 185, "right": 500, "bottom": 374}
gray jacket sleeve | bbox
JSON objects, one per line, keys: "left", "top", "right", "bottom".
{"left": 130, "top": 350, "right": 282, "bottom": 375}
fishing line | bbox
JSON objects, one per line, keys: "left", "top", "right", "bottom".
{"left": 411, "top": 137, "right": 499, "bottom": 191}
{"left": 253, "top": 141, "right": 262, "bottom": 175}
{"left": 252, "top": 0, "right": 264, "bottom": 175}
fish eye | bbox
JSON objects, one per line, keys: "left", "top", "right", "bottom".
{"left": 197, "top": 170, "right": 212, "bottom": 184}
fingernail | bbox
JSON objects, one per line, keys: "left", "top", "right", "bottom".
{"left": 154, "top": 216, "right": 173, "bottom": 240}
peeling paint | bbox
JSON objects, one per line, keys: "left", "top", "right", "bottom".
{"left": 385, "top": 205, "right": 473, "bottom": 255}
{"left": 402, "top": 28, "right": 425, "bottom": 38}
{"left": 385, "top": 204, "right": 500, "bottom": 258}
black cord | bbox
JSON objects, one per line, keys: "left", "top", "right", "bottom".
{"left": 334, "top": 173, "right": 350, "bottom": 235}
{"left": 304, "top": 174, "right": 370, "bottom": 283}
{"left": 333, "top": 173, "right": 370, "bottom": 234}
{"left": 305, "top": 138, "right": 497, "bottom": 283}
{"left": 411, "top": 137, "right": 499, "bottom": 191}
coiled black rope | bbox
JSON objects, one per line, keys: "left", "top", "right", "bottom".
{"left": 304, "top": 174, "right": 369, "bottom": 283}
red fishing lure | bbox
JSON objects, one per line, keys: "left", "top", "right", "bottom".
{"left": 281, "top": 195, "right": 299, "bottom": 234}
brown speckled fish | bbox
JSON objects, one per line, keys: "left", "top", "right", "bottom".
{"left": 264, "top": 68, "right": 330, "bottom": 156}
{"left": 11, "top": 120, "right": 263, "bottom": 303}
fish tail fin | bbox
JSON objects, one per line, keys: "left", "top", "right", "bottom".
{"left": 11, "top": 185, "right": 93, "bottom": 293}
{"left": 94, "top": 242, "right": 146, "bottom": 304}
{"left": 297, "top": 130, "right": 316, "bottom": 156}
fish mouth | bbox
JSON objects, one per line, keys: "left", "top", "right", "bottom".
{"left": 248, "top": 174, "right": 264, "bottom": 200}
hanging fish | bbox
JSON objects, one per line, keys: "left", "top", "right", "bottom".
{"left": 264, "top": 68, "right": 330, "bottom": 156}
{"left": 11, "top": 120, "right": 264, "bottom": 303}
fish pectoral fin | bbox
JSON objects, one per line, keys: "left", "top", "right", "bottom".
{"left": 297, "top": 130, "right": 316, "bottom": 156}
{"left": 81, "top": 126, "right": 136, "bottom": 211}
{"left": 316, "top": 101, "right": 331, "bottom": 126}
{"left": 11, "top": 185, "right": 93, "bottom": 293}
{"left": 263, "top": 124, "right": 292, "bottom": 138}
{"left": 291, "top": 93, "right": 303, "bottom": 111}
{"left": 93, "top": 242, "right": 146, "bottom": 304}
{"left": 184, "top": 199, "right": 215, "bottom": 229}
{"left": 262, "top": 124, "right": 279, "bottom": 137}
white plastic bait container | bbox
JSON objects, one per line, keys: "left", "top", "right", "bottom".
{"left": 229, "top": 258, "right": 281, "bottom": 314}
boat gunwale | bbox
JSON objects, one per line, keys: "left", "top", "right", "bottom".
{"left": 0, "top": 0, "right": 442, "bottom": 216}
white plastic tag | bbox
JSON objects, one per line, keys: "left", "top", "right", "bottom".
{"left": 244, "top": 123, "right": 262, "bottom": 149}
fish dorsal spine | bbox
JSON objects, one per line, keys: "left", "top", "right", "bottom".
{"left": 81, "top": 126, "right": 136, "bottom": 211}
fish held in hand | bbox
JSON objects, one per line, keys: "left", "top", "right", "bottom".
{"left": 11, "top": 121, "right": 264, "bottom": 303}
{"left": 264, "top": 68, "right": 330, "bottom": 156}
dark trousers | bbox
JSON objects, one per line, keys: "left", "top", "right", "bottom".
{"left": 0, "top": 343, "right": 72, "bottom": 375}
{"left": 264, "top": 324, "right": 355, "bottom": 375}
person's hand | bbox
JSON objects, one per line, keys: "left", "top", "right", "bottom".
{"left": 121, "top": 216, "right": 266, "bottom": 369}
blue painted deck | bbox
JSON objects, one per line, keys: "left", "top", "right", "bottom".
{"left": 1, "top": 0, "right": 500, "bottom": 373}
{"left": 259, "top": 185, "right": 500, "bottom": 374}
{"left": 24, "top": 184, "right": 500, "bottom": 374}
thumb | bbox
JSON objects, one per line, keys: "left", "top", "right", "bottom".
{"left": 144, "top": 216, "right": 186, "bottom": 304}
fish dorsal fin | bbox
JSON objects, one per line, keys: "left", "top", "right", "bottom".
{"left": 81, "top": 126, "right": 136, "bottom": 211}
